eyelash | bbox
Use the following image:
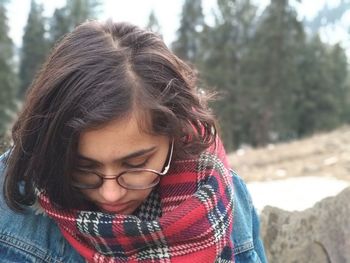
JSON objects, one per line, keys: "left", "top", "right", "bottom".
{"left": 76, "top": 164, "right": 96, "bottom": 170}
{"left": 123, "top": 159, "right": 149, "bottom": 169}
{"left": 76, "top": 158, "right": 150, "bottom": 171}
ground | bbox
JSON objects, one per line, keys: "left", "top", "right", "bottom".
{"left": 228, "top": 125, "right": 350, "bottom": 183}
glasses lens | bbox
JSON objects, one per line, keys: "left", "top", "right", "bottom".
{"left": 71, "top": 170, "right": 101, "bottom": 189}
{"left": 118, "top": 170, "right": 160, "bottom": 190}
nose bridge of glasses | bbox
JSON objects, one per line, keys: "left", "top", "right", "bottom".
{"left": 102, "top": 173, "right": 121, "bottom": 180}
{"left": 96, "top": 165, "right": 127, "bottom": 179}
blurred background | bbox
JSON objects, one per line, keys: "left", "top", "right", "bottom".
{"left": 0, "top": 0, "right": 350, "bottom": 261}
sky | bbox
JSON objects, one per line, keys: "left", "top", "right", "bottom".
{"left": 6, "top": 0, "right": 350, "bottom": 52}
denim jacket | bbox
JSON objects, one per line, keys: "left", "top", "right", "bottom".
{"left": 0, "top": 152, "right": 267, "bottom": 262}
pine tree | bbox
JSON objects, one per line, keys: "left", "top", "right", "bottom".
{"left": 0, "top": 0, "right": 18, "bottom": 135}
{"left": 328, "top": 43, "right": 348, "bottom": 124}
{"left": 246, "top": 0, "right": 305, "bottom": 145}
{"left": 49, "top": 0, "right": 101, "bottom": 45}
{"left": 146, "top": 10, "right": 161, "bottom": 34}
{"left": 297, "top": 36, "right": 349, "bottom": 135}
{"left": 344, "top": 72, "right": 350, "bottom": 123}
{"left": 198, "top": 0, "right": 258, "bottom": 149}
{"left": 172, "top": 0, "right": 204, "bottom": 63}
{"left": 19, "top": 0, "right": 49, "bottom": 97}
{"left": 50, "top": 6, "right": 70, "bottom": 45}
{"left": 67, "top": 0, "right": 100, "bottom": 28}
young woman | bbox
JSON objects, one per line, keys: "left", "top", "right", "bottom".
{"left": 0, "top": 20, "right": 267, "bottom": 262}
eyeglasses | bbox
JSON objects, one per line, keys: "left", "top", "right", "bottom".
{"left": 71, "top": 139, "right": 174, "bottom": 190}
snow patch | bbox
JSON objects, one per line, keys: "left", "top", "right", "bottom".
{"left": 247, "top": 176, "right": 349, "bottom": 212}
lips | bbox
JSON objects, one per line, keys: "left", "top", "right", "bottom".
{"left": 98, "top": 202, "right": 132, "bottom": 214}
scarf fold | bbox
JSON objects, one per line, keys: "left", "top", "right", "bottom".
{"left": 37, "top": 138, "right": 235, "bottom": 263}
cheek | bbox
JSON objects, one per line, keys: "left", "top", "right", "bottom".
{"left": 134, "top": 189, "right": 153, "bottom": 201}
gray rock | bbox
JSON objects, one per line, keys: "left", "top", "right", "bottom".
{"left": 260, "top": 186, "right": 350, "bottom": 263}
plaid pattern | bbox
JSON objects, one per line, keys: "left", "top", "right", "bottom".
{"left": 134, "top": 189, "right": 162, "bottom": 221}
{"left": 38, "top": 138, "right": 235, "bottom": 263}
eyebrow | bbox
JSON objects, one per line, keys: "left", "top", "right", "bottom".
{"left": 77, "top": 146, "right": 157, "bottom": 165}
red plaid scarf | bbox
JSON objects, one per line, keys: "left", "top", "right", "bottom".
{"left": 37, "top": 138, "right": 234, "bottom": 262}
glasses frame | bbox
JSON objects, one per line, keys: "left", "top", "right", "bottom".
{"left": 71, "top": 139, "right": 174, "bottom": 190}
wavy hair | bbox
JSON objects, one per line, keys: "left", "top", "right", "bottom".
{"left": 4, "top": 20, "right": 217, "bottom": 211}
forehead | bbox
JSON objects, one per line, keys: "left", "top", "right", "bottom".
{"left": 81, "top": 109, "right": 150, "bottom": 140}
{"left": 77, "top": 113, "right": 166, "bottom": 162}
{"left": 79, "top": 114, "right": 145, "bottom": 146}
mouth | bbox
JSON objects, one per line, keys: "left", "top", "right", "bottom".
{"left": 97, "top": 202, "right": 133, "bottom": 214}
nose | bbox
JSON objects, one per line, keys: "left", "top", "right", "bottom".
{"left": 98, "top": 177, "right": 127, "bottom": 203}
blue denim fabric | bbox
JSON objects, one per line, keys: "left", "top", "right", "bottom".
{"left": 231, "top": 170, "right": 268, "bottom": 263}
{"left": 0, "top": 152, "right": 267, "bottom": 262}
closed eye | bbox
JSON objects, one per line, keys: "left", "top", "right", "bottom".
{"left": 73, "top": 167, "right": 95, "bottom": 174}
{"left": 123, "top": 158, "right": 149, "bottom": 169}
{"left": 75, "top": 164, "right": 98, "bottom": 170}
{"left": 74, "top": 159, "right": 150, "bottom": 171}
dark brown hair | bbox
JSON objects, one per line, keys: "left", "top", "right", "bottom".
{"left": 4, "top": 20, "right": 216, "bottom": 211}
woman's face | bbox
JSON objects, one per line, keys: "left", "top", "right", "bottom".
{"left": 76, "top": 114, "right": 170, "bottom": 214}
